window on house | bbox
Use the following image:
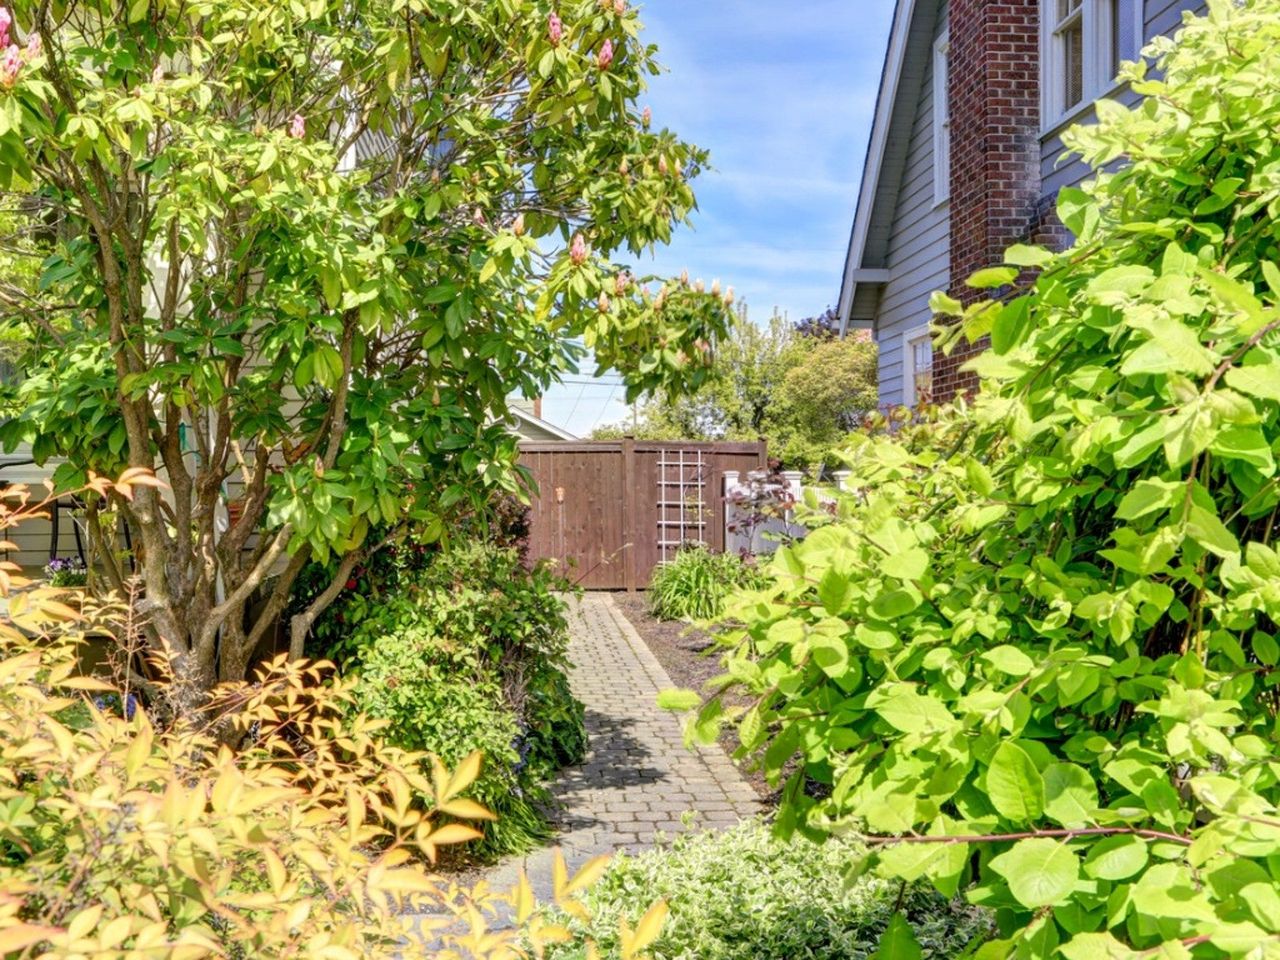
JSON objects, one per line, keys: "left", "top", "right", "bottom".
{"left": 932, "top": 30, "right": 950, "bottom": 206}
{"left": 903, "top": 327, "right": 934, "bottom": 407}
{"left": 1043, "top": 0, "right": 1143, "bottom": 125}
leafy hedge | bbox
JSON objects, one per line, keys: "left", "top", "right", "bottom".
{"left": 337, "top": 541, "right": 586, "bottom": 858}
{"left": 543, "top": 821, "right": 990, "bottom": 960}
{"left": 678, "top": 4, "right": 1280, "bottom": 958}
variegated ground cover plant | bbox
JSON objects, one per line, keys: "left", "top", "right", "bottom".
{"left": 677, "top": 2, "right": 1280, "bottom": 958}
{"left": 0, "top": 478, "right": 661, "bottom": 959}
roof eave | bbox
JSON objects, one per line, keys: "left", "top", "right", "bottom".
{"left": 837, "top": 0, "right": 920, "bottom": 337}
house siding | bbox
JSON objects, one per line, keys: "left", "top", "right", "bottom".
{"left": 875, "top": 19, "right": 950, "bottom": 408}
{"left": 1040, "top": 0, "right": 1207, "bottom": 200}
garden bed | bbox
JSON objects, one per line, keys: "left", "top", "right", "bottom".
{"left": 611, "top": 593, "right": 774, "bottom": 803}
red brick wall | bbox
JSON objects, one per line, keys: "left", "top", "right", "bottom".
{"left": 934, "top": 0, "right": 1043, "bottom": 403}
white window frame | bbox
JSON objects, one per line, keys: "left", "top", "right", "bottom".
{"left": 901, "top": 324, "right": 934, "bottom": 408}
{"left": 1040, "top": 0, "right": 1144, "bottom": 132}
{"left": 932, "top": 29, "right": 950, "bottom": 207}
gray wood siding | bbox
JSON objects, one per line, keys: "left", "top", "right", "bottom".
{"left": 1041, "top": 0, "right": 1207, "bottom": 198}
{"left": 876, "top": 28, "right": 949, "bottom": 408}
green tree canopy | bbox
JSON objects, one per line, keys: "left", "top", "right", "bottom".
{"left": 595, "top": 309, "right": 878, "bottom": 471}
{"left": 0, "top": 0, "right": 729, "bottom": 700}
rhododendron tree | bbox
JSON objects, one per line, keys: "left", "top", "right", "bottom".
{"left": 0, "top": 0, "right": 728, "bottom": 704}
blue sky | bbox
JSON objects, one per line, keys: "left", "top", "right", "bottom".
{"left": 540, "top": 0, "right": 896, "bottom": 436}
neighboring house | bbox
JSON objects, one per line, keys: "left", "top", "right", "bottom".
{"left": 836, "top": 0, "right": 1205, "bottom": 409}
{"left": 509, "top": 397, "right": 579, "bottom": 442}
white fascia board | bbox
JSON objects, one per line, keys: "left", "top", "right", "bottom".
{"left": 837, "top": 0, "right": 918, "bottom": 337}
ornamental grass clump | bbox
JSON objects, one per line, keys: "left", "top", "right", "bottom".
{"left": 674, "top": 3, "right": 1280, "bottom": 957}
{"left": 649, "top": 545, "right": 761, "bottom": 622}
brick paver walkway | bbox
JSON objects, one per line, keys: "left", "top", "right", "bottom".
{"left": 482, "top": 593, "right": 762, "bottom": 898}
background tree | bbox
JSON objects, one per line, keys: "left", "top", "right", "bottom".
{"left": 769, "top": 330, "right": 877, "bottom": 468}
{"left": 0, "top": 0, "right": 730, "bottom": 703}
{"left": 597, "top": 306, "right": 878, "bottom": 472}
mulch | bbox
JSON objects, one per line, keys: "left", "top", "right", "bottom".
{"left": 611, "top": 592, "right": 776, "bottom": 804}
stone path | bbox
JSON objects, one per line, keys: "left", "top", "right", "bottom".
{"left": 481, "top": 593, "right": 762, "bottom": 899}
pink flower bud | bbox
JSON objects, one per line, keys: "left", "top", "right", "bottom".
{"left": 472, "top": 207, "right": 487, "bottom": 227}
{"left": 0, "top": 8, "right": 10, "bottom": 48}
{"left": 710, "top": 279, "right": 721, "bottom": 296}
{"left": 548, "top": 12, "right": 563, "bottom": 46}
{"left": 613, "top": 0, "right": 626, "bottom": 14}
{"left": 658, "top": 155, "right": 669, "bottom": 176}
{"left": 614, "top": 273, "right": 629, "bottom": 295}
{"left": 512, "top": 213, "right": 525, "bottom": 236}
{"left": 694, "top": 279, "right": 705, "bottom": 293}
{"left": 641, "top": 106, "right": 652, "bottom": 128}
{"left": 0, "top": 44, "right": 20, "bottom": 88}
{"left": 597, "top": 39, "right": 613, "bottom": 71}
{"left": 679, "top": 269, "right": 689, "bottom": 287}
{"left": 23, "top": 33, "right": 39, "bottom": 61}
{"left": 724, "top": 286, "right": 735, "bottom": 306}
{"left": 619, "top": 157, "right": 630, "bottom": 176}
{"left": 570, "top": 233, "right": 588, "bottom": 266}
{"left": 655, "top": 288, "right": 667, "bottom": 309}
{"left": 288, "top": 114, "right": 305, "bottom": 139}
{"left": 597, "top": 291, "right": 610, "bottom": 313}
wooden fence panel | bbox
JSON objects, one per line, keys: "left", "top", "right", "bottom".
{"left": 518, "top": 440, "right": 767, "bottom": 590}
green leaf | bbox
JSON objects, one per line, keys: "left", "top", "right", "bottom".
{"left": 869, "top": 912, "right": 922, "bottom": 960}
{"left": 1120, "top": 316, "right": 1216, "bottom": 377}
{"left": 255, "top": 143, "right": 278, "bottom": 175}
{"left": 1225, "top": 350, "right": 1280, "bottom": 402}
{"left": 1059, "top": 932, "right": 1141, "bottom": 960}
{"left": 657, "top": 688, "right": 701, "bottom": 712}
{"left": 1239, "top": 882, "right": 1280, "bottom": 931}
{"left": 870, "top": 685, "right": 957, "bottom": 735}
{"left": 986, "top": 742, "right": 1045, "bottom": 823}
{"left": 1088, "top": 265, "right": 1153, "bottom": 296}
{"left": 1115, "top": 479, "right": 1181, "bottom": 521}
{"left": 989, "top": 838, "right": 1079, "bottom": 908}
{"left": 968, "top": 266, "right": 1019, "bottom": 290}
{"left": 881, "top": 547, "right": 928, "bottom": 581}
{"left": 817, "top": 570, "right": 854, "bottom": 614}
{"left": 1082, "top": 834, "right": 1148, "bottom": 880}
{"left": 871, "top": 589, "right": 920, "bottom": 619}
{"left": 980, "top": 645, "right": 1035, "bottom": 677}
{"left": 1185, "top": 504, "right": 1240, "bottom": 559}
{"left": 1004, "top": 244, "right": 1055, "bottom": 268}
{"left": 1042, "top": 763, "right": 1098, "bottom": 828}
{"left": 810, "top": 633, "right": 850, "bottom": 679}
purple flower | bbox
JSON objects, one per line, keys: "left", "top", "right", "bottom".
{"left": 597, "top": 39, "right": 613, "bottom": 71}
{"left": 0, "top": 8, "right": 10, "bottom": 49}
{"left": 547, "top": 12, "right": 563, "bottom": 46}
{"left": 288, "top": 113, "right": 305, "bottom": 139}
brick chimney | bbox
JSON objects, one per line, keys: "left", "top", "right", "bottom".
{"left": 532, "top": 396, "right": 543, "bottom": 420}
{"left": 934, "top": 0, "right": 1043, "bottom": 402}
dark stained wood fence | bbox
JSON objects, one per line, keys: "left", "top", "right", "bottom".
{"left": 518, "top": 440, "right": 768, "bottom": 590}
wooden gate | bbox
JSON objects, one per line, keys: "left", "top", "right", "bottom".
{"left": 518, "top": 440, "right": 768, "bottom": 590}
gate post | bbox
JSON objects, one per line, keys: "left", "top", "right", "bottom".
{"left": 622, "top": 436, "right": 638, "bottom": 592}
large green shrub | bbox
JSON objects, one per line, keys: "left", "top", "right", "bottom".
{"left": 675, "top": 4, "right": 1280, "bottom": 958}
{"left": 649, "top": 545, "right": 761, "bottom": 622}
{"left": 340, "top": 541, "right": 586, "bottom": 858}
{"left": 543, "top": 821, "right": 990, "bottom": 960}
